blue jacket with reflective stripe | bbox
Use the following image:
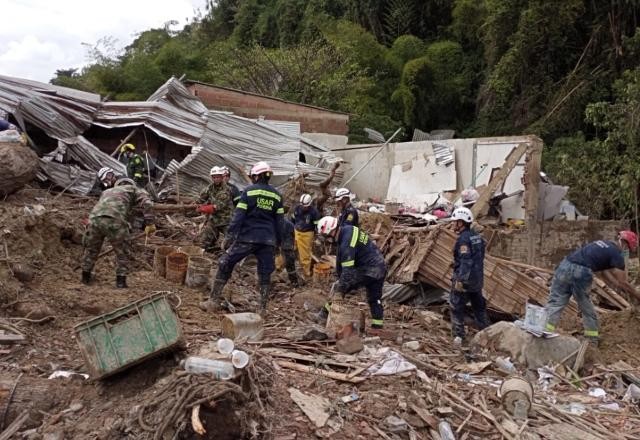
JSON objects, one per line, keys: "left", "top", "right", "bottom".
{"left": 227, "top": 182, "right": 284, "bottom": 246}
{"left": 452, "top": 228, "right": 485, "bottom": 292}
{"left": 292, "top": 205, "right": 320, "bottom": 232}
{"left": 228, "top": 183, "right": 241, "bottom": 207}
{"left": 338, "top": 204, "right": 359, "bottom": 228}
{"left": 336, "top": 225, "right": 386, "bottom": 283}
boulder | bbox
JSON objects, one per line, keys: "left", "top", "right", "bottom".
{"left": 0, "top": 142, "right": 38, "bottom": 196}
{"left": 472, "top": 321, "right": 581, "bottom": 369}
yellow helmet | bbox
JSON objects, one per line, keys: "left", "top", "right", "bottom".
{"left": 121, "top": 143, "right": 135, "bottom": 153}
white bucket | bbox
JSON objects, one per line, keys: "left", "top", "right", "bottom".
{"left": 524, "top": 303, "right": 547, "bottom": 332}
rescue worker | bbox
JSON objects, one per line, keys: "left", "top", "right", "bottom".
{"left": 280, "top": 214, "right": 300, "bottom": 287}
{"left": 544, "top": 231, "right": 640, "bottom": 345}
{"left": 81, "top": 179, "right": 155, "bottom": 288}
{"left": 120, "top": 143, "right": 146, "bottom": 186}
{"left": 449, "top": 207, "right": 489, "bottom": 345}
{"left": 335, "top": 187, "right": 359, "bottom": 227}
{"left": 197, "top": 166, "right": 234, "bottom": 252}
{"left": 200, "top": 161, "right": 284, "bottom": 313}
{"left": 292, "top": 194, "right": 320, "bottom": 277}
{"left": 315, "top": 216, "right": 386, "bottom": 334}
{"left": 90, "top": 167, "right": 120, "bottom": 195}
{"left": 222, "top": 166, "right": 242, "bottom": 206}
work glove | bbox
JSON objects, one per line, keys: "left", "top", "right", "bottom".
{"left": 197, "top": 204, "right": 216, "bottom": 215}
{"left": 144, "top": 224, "right": 157, "bottom": 235}
{"left": 453, "top": 281, "right": 464, "bottom": 292}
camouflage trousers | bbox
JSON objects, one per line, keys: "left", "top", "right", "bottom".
{"left": 82, "top": 216, "right": 131, "bottom": 276}
{"left": 201, "top": 220, "right": 227, "bottom": 252}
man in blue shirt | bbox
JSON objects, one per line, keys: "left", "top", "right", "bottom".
{"left": 292, "top": 194, "right": 321, "bottom": 277}
{"left": 335, "top": 187, "right": 359, "bottom": 227}
{"left": 315, "top": 216, "right": 386, "bottom": 334}
{"left": 449, "top": 207, "right": 489, "bottom": 345}
{"left": 544, "top": 231, "right": 639, "bottom": 344}
{"left": 200, "top": 161, "right": 284, "bottom": 313}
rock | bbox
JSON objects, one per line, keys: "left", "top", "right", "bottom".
{"left": 43, "top": 430, "right": 64, "bottom": 440}
{"left": 472, "top": 321, "right": 580, "bottom": 369}
{"left": 0, "top": 142, "right": 38, "bottom": 196}
{"left": 336, "top": 334, "right": 364, "bottom": 354}
{"left": 11, "top": 262, "right": 35, "bottom": 282}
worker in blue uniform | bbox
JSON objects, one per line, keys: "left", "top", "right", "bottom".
{"left": 315, "top": 216, "right": 386, "bottom": 334}
{"left": 335, "top": 187, "right": 359, "bottom": 227}
{"left": 449, "top": 206, "right": 489, "bottom": 345}
{"left": 200, "top": 161, "right": 284, "bottom": 313}
{"left": 281, "top": 215, "right": 300, "bottom": 287}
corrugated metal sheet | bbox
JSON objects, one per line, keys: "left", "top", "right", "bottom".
{"left": 37, "top": 160, "right": 96, "bottom": 195}
{"left": 259, "top": 120, "right": 301, "bottom": 137}
{"left": 432, "top": 143, "right": 454, "bottom": 166}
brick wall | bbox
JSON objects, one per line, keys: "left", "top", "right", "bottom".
{"left": 187, "top": 83, "right": 349, "bottom": 135}
{"left": 488, "top": 220, "right": 627, "bottom": 269}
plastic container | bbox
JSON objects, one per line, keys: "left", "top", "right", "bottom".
{"left": 74, "top": 292, "right": 183, "bottom": 379}
{"left": 185, "top": 256, "right": 213, "bottom": 288}
{"left": 524, "top": 303, "right": 548, "bottom": 332}
{"left": 438, "top": 421, "right": 456, "bottom": 440}
{"left": 231, "top": 350, "right": 250, "bottom": 369}
{"left": 495, "top": 356, "right": 516, "bottom": 373}
{"left": 177, "top": 245, "right": 205, "bottom": 257}
{"left": 181, "top": 356, "right": 234, "bottom": 380}
{"left": 513, "top": 399, "right": 528, "bottom": 420}
{"left": 217, "top": 338, "right": 234, "bottom": 355}
{"left": 153, "top": 246, "right": 175, "bottom": 278}
{"left": 222, "top": 313, "right": 264, "bottom": 342}
{"left": 326, "top": 299, "right": 365, "bottom": 335}
{"left": 313, "top": 262, "right": 332, "bottom": 284}
{"left": 165, "top": 252, "right": 189, "bottom": 284}
{"left": 499, "top": 376, "right": 534, "bottom": 416}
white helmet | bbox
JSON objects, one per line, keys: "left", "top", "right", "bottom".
{"left": 317, "top": 216, "right": 338, "bottom": 235}
{"left": 221, "top": 165, "right": 231, "bottom": 176}
{"left": 300, "top": 193, "right": 312, "bottom": 206}
{"left": 97, "top": 167, "right": 114, "bottom": 182}
{"left": 461, "top": 188, "right": 479, "bottom": 203}
{"left": 335, "top": 187, "right": 350, "bottom": 200}
{"left": 250, "top": 161, "right": 272, "bottom": 176}
{"left": 210, "top": 166, "right": 225, "bottom": 176}
{"left": 451, "top": 207, "right": 474, "bottom": 223}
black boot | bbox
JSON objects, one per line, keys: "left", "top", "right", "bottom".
{"left": 116, "top": 275, "right": 128, "bottom": 288}
{"left": 81, "top": 270, "right": 92, "bottom": 285}
{"left": 288, "top": 272, "right": 300, "bottom": 287}
{"left": 200, "top": 278, "right": 227, "bottom": 312}
{"left": 259, "top": 284, "right": 271, "bottom": 312}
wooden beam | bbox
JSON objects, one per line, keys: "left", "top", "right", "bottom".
{"left": 524, "top": 137, "right": 543, "bottom": 264}
{"left": 471, "top": 143, "right": 528, "bottom": 219}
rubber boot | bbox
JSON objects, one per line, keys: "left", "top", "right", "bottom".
{"left": 288, "top": 272, "right": 300, "bottom": 287}
{"left": 81, "top": 270, "right": 92, "bottom": 285}
{"left": 259, "top": 284, "right": 270, "bottom": 313}
{"left": 116, "top": 275, "right": 128, "bottom": 288}
{"left": 200, "top": 278, "right": 226, "bottom": 312}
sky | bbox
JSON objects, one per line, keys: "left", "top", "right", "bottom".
{"left": 0, "top": 0, "right": 208, "bottom": 83}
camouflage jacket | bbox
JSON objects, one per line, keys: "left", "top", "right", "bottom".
{"left": 89, "top": 185, "right": 154, "bottom": 225}
{"left": 197, "top": 182, "right": 234, "bottom": 225}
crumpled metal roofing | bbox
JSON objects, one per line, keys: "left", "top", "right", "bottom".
{"left": 1, "top": 75, "right": 339, "bottom": 196}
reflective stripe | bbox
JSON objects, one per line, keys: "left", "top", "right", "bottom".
{"left": 341, "top": 260, "right": 355, "bottom": 267}
{"left": 277, "top": 208, "right": 284, "bottom": 214}
{"left": 584, "top": 329, "right": 599, "bottom": 337}
{"left": 350, "top": 227, "right": 359, "bottom": 247}
{"left": 134, "top": 173, "right": 143, "bottom": 178}
{"left": 247, "top": 189, "right": 281, "bottom": 202}
{"left": 324, "top": 302, "right": 331, "bottom": 312}
{"left": 236, "top": 202, "right": 248, "bottom": 210}
{"left": 371, "top": 319, "right": 383, "bottom": 326}
{"left": 313, "top": 220, "right": 319, "bottom": 224}
{"left": 233, "top": 196, "right": 241, "bottom": 202}
{"left": 545, "top": 323, "right": 556, "bottom": 331}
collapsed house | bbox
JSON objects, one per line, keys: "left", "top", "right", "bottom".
{"left": 0, "top": 75, "right": 340, "bottom": 197}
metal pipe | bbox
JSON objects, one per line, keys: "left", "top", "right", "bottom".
{"left": 342, "top": 127, "right": 402, "bottom": 187}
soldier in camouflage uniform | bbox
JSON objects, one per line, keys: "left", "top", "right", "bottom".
{"left": 197, "top": 166, "right": 235, "bottom": 252}
{"left": 81, "top": 179, "right": 155, "bottom": 288}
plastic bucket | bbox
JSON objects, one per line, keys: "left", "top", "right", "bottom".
{"left": 185, "top": 256, "right": 213, "bottom": 288}
{"left": 524, "top": 303, "right": 547, "bottom": 332}
{"left": 498, "top": 376, "right": 534, "bottom": 416}
{"left": 313, "top": 262, "right": 332, "bottom": 284}
{"left": 222, "top": 313, "right": 264, "bottom": 342}
{"left": 153, "top": 246, "right": 175, "bottom": 278}
{"left": 326, "top": 299, "right": 365, "bottom": 335}
{"left": 166, "top": 252, "right": 189, "bottom": 284}
{"left": 177, "top": 246, "right": 204, "bottom": 257}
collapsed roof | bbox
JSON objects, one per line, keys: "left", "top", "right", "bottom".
{"left": 0, "top": 75, "right": 340, "bottom": 196}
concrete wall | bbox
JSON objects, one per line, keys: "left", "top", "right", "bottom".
{"left": 186, "top": 83, "right": 349, "bottom": 135}
{"left": 488, "top": 220, "right": 626, "bottom": 269}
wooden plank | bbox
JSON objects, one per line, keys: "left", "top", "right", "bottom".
{"left": 536, "top": 423, "right": 603, "bottom": 440}
{"left": 0, "top": 334, "right": 25, "bottom": 345}
{"left": 524, "top": 137, "right": 543, "bottom": 265}
{"left": 471, "top": 142, "right": 529, "bottom": 219}
{"left": 275, "top": 360, "right": 366, "bottom": 384}
{"left": 262, "top": 349, "right": 359, "bottom": 369}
